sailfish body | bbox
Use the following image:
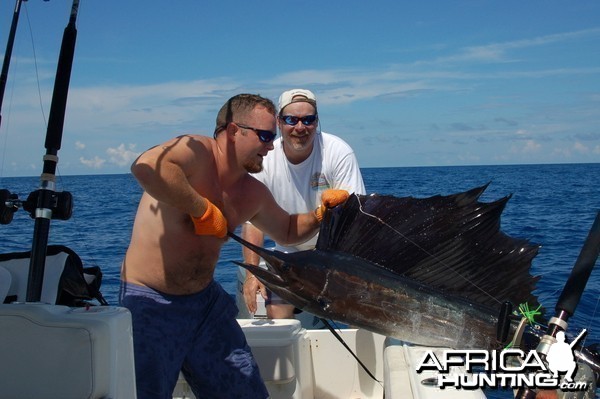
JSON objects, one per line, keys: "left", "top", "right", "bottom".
{"left": 232, "top": 185, "right": 541, "bottom": 350}
{"left": 235, "top": 245, "right": 505, "bottom": 349}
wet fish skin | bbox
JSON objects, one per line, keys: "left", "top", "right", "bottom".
{"left": 232, "top": 239, "right": 502, "bottom": 350}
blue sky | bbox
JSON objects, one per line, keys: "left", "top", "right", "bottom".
{"left": 0, "top": 0, "right": 599, "bottom": 177}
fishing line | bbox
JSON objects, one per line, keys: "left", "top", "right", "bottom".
{"left": 319, "top": 318, "right": 382, "bottom": 385}
{"left": 0, "top": 1, "right": 48, "bottom": 178}
{"left": 0, "top": 1, "right": 24, "bottom": 179}
{"left": 581, "top": 293, "right": 600, "bottom": 347}
{"left": 23, "top": 4, "right": 48, "bottom": 126}
{"left": 0, "top": 76, "right": 16, "bottom": 179}
{"left": 355, "top": 193, "right": 504, "bottom": 306}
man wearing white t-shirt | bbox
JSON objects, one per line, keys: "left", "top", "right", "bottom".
{"left": 242, "top": 89, "right": 365, "bottom": 319}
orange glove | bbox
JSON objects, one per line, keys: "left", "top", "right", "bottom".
{"left": 315, "top": 189, "right": 350, "bottom": 222}
{"left": 190, "top": 200, "right": 228, "bottom": 238}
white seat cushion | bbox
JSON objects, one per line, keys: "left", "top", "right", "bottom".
{"left": 1, "top": 252, "right": 68, "bottom": 304}
{"left": 0, "top": 266, "right": 11, "bottom": 302}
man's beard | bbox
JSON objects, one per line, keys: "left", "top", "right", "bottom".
{"left": 285, "top": 132, "right": 314, "bottom": 153}
{"left": 244, "top": 158, "right": 263, "bottom": 174}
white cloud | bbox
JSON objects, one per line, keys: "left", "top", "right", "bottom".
{"left": 3, "top": 22, "right": 599, "bottom": 176}
{"left": 106, "top": 144, "right": 140, "bottom": 167}
{"left": 523, "top": 140, "right": 541, "bottom": 153}
{"left": 431, "top": 28, "right": 600, "bottom": 65}
{"left": 509, "top": 140, "right": 542, "bottom": 156}
{"left": 79, "top": 156, "right": 105, "bottom": 169}
{"left": 573, "top": 141, "right": 589, "bottom": 154}
{"left": 457, "top": 153, "right": 481, "bottom": 163}
{"left": 551, "top": 147, "right": 571, "bottom": 158}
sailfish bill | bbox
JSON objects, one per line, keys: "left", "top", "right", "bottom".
{"left": 230, "top": 184, "right": 541, "bottom": 350}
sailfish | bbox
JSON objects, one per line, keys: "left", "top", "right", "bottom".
{"left": 231, "top": 184, "right": 541, "bottom": 350}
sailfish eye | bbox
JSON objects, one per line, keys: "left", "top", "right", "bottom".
{"left": 318, "top": 297, "right": 331, "bottom": 310}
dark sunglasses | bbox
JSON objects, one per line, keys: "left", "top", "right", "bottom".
{"left": 235, "top": 123, "right": 277, "bottom": 143}
{"left": 279, "top": 114, "right": 318, "bottom": 126}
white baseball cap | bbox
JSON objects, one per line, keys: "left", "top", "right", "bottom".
{"left": 278, "top": 89, "right": 317, "bottom": 114}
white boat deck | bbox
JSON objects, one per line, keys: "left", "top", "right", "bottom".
{"left": 0, "top": 264, "right": 487, "bottom": 399}
{"left": 173, "top": 319, "right": 486, "bottom": 399}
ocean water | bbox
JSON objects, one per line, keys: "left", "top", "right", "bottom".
{"left": 1, "top": 163, "right": 599, "bottom": 398}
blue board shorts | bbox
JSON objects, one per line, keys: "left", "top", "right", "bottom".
{"left": 119, "top": 280, "right": 268, "bottom": 399}
{"left": 265, "top": 289, "right": 288, "bottom": 306}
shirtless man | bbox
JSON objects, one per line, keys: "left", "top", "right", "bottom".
{"left": 120, "top": 93, "right": 348, "bottom": 399}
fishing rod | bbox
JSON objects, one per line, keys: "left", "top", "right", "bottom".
{"left": 1, "top": 1, "right": 54, "bottom": 225}
{"left": 1, "top": 0, "right": 53, "bottom": 124}
{"left": 0, "top": 0, "right": 80, "bottom": 300}
{"left": 25, "top": 0, "right": 79, "bottom": 302}
{"left": 0, "top": 1, "right": 28, "bottom": 225}
{"left": 0, "top": 0, "right": 25, "bottom": 128}
{"left": 0, "top": 1, "right": 51, "bottom": 129}
{"left": 515, "top": 211, "right": 600, "bottom": 398}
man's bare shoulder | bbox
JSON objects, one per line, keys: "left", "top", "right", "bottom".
{"left": 150, "top": 135, "right": 217, "bottom": 164}
{"left": 240, "top": 173, "right": 282, "bottom": 218}
{"left": 243, "top": 173, "right": 271, "bottom": 195}
{"left": 160, "top": 134, "right": 213, "bottom": 149}
{"left": 232, "top": 174, "right": 270, "bottom": 208}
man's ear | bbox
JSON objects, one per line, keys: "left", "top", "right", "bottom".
{"left": 226, "top": 122, "right": 238, "bottom": 140}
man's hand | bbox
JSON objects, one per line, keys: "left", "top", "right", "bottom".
{"left": 243, "top": 274, "right": 267, "bottom": 315}
{"left": 315, "top": 189, "right": 350, "bottom": 222}
{"left": 190, "top": 200, "right": 228, "bottom": 238}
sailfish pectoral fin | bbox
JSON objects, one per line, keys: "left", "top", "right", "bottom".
{"left": 233, "top": 261, "right": 287, "bottom": 286}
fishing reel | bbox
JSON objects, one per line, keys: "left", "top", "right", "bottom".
{"left": 511, "top": 321, "right": 597, "bottom": 399}
{"left": 496, "top": 303, "right": 598, "bottom": 398}
{"left": 0, "top": 188, "right": 72, "bottom": 224}
{"left": 0, "top": 189, "right": 18, "bottom": 224}
{"left": 495, "top": 213, "right": 600, "bottom": 399}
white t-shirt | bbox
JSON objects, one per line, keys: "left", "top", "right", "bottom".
{"left": 253, "top": 131, "right": 365, "bottom": 251}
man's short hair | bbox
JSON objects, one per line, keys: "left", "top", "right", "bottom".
{"left": 214, "top": 94, "right": 276, "bottom": 138}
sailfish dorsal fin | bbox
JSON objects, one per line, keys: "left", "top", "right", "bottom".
{"left": 316, "top": 184, "right": 540, "bottom": 310}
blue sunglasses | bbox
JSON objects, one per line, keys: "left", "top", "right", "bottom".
{"left": 279, "top": 114, "right": 318, "bottom": 126}
{"left": 235, "top": 123, "right": 277, "bottom": 143}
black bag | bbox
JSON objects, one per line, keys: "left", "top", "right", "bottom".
{"left": 0, "top": 245, "right": 107, "bottom": 306}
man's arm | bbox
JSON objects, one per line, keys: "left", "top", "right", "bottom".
{"left": 249, "top": 198, "right": 319, "bottom": 246}
{"left": 241, "top": 223, "right": 267, "bottom": 314}
{"left": 131, "top": 135, "right": 227, "bottom": 237}
{"left": 132, "top": 135, "right": 208, "bottom": 216}
{"left": 250, "top": 188, "right": 349, "bottom": 246}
